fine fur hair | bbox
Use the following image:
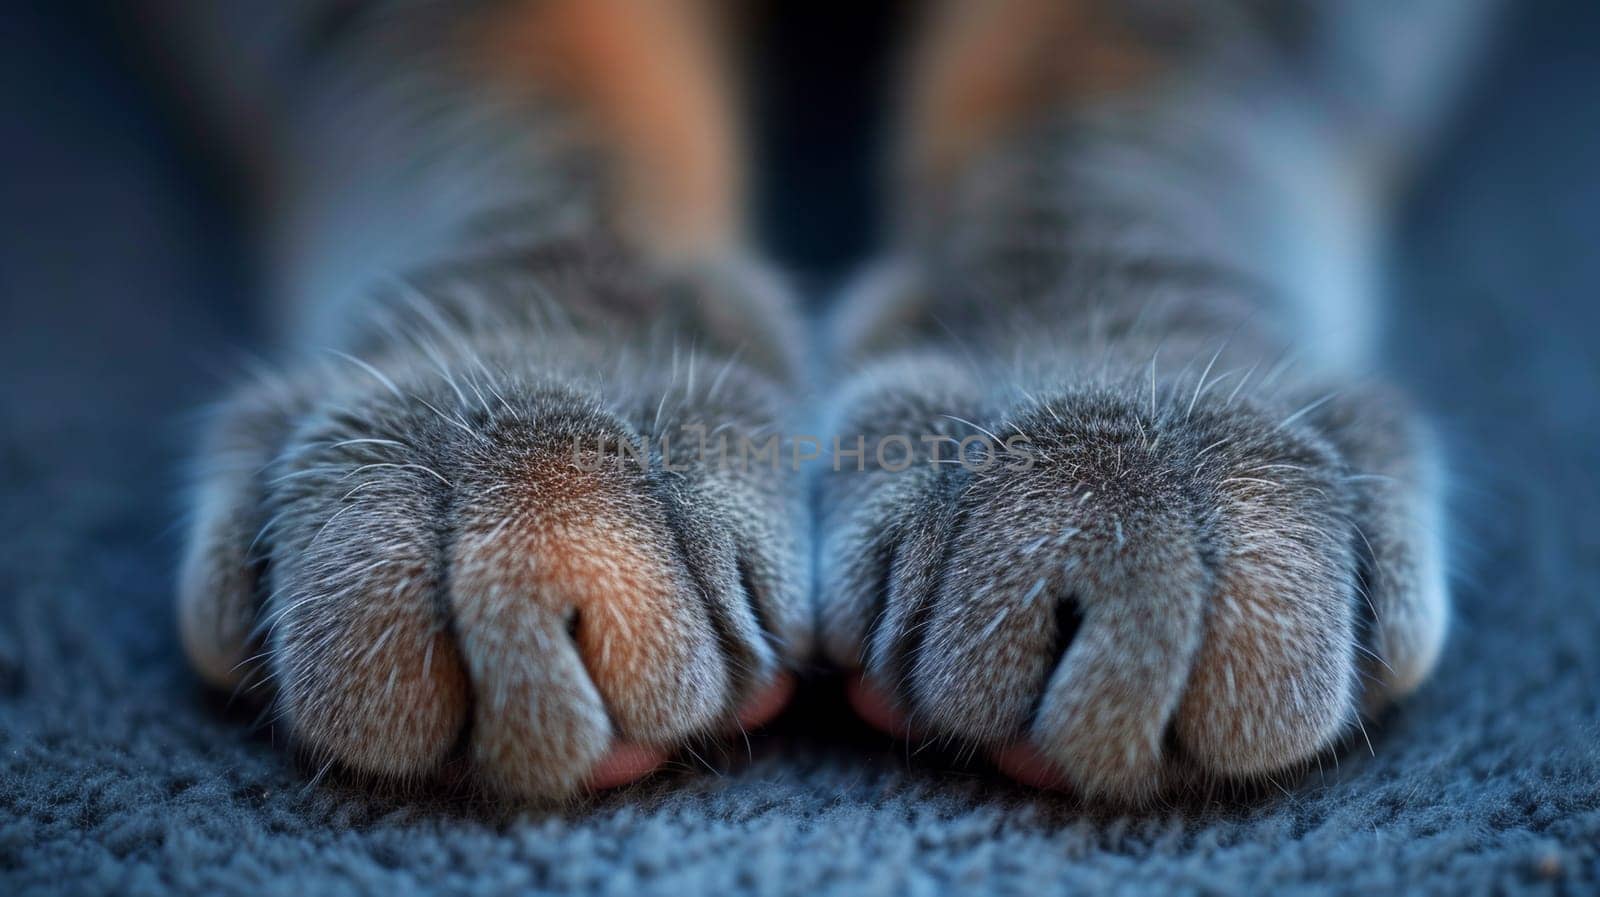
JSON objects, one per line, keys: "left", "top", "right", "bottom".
{"left": 818, "top": 0, "right": 1494, "bottom": 802}
{"left": 170, "top": 0, "right": 813, "bottom": 801}
{"left": 166, "top": 0, "right": 1494, "bottom": 803}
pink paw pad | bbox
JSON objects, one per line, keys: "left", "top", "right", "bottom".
{"left": 845, "top": 673, "right": 1069, "bottom": 791}
{"left": 584, "top": 673, "right": 797, "bottom": 791}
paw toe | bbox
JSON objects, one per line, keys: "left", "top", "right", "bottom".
{"left": 444, "top": 451, "right": 732, "bottom": 796}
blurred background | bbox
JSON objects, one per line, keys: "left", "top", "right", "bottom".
{"left": 3, "top": 2, "right": 1597, "bottom": 457}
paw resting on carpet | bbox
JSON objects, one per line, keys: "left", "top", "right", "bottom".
{"left": 178, "top": 342, "right": 808, "bottom": 800}
{"left": 821, "top": 354, "right": 1448, "bottom": 802}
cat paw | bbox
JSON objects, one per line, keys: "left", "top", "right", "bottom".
{"left": 178, "top": 351, "right": 808, "bottom": 799}
{"left": 821, "top": 366, "right": 1445, "bottom": 801}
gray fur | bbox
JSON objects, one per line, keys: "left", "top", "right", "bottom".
{"left": 175, "top": 0, "right": 1486, "bottom": 805}
{"left": 817, "top": 0, "right": 1486, "bottom": 802}
{"left": 12, "top": 0, "right": 1600, "bottom": 887}
{"left": 175, "top": 2, "right": 811, "bottom": 801}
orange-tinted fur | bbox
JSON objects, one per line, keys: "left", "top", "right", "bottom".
{"left": 469, "top": 0, "right": 739, "bottom": 256}
{"left": 903, "top": 0, "right": 1159, "bottom": 194}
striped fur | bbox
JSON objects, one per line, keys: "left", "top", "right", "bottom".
{"left": 820, "top": 0, "right": 1493, "bottom": 801}
{"left": 170, "top": 0, "right": 810, "bottom": 800}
